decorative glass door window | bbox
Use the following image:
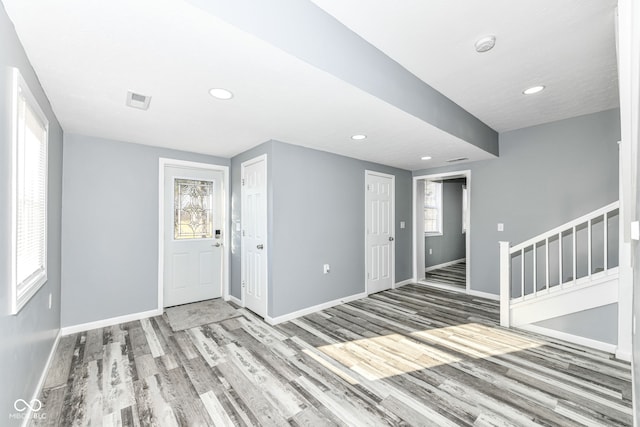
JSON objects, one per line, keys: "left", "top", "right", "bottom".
{"left": 174, "top": 178, "right": 214, "bottom": 239}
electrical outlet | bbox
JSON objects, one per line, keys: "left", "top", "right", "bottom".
{"left": 323, "top": 264, "right": 330, "bottom": 274}
{"left": 48, "top": 293, "right": 52, "bottom": 309}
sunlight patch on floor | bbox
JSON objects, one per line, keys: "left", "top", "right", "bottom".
{"left": 315, "top": 323, "right": 544, "bottom": 381}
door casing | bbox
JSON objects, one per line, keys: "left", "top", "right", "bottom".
{"left": 240, "top": 154, "right": 269, "bottom": 317}
{"left": 412, "top": 170, "right": 471, "bottom": 293}
{"left": 158, "top": 158, "right": 230, "bottom": 310}
{"left": 365, "top": 170, "right": 395, "bottom": 294}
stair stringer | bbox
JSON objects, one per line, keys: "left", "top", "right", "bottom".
{"left": 509, "top": 273, "right": 618, "bottom": 327}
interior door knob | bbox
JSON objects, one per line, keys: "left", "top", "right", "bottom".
{"left": 257, "top": 244, "right": 264, "bottom": 250}
{"left": 212, "top": 242, "right": 221, "bottom": 247}
{"left": 389, "top": 237, "right": 394, "bottom": 241}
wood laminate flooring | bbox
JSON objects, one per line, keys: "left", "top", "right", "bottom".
{"left": 425, "top": 261, "right": 466, "bottom": 289}
{"left": 34, "top": 284, "right": 632, "bottom": 426}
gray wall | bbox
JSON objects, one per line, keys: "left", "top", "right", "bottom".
{"left": 0, "top": 4, "right": 64, "bottom": 424}
{"left": 61, "top": 134, "right": 229, "bottom": 327}
{"left": 425, "top": 179, "right": 466, "bottom": 268}
{"left": 534, "top": 304, "right": 618, "bottom": 344}
{"left": 414, "top": 109, "right": 620, "bottom": 341}
{"left": 230, "top": 140, "right": 412, "bottom": 318}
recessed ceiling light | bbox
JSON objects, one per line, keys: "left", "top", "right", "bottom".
{"left": 523, "top": 85, "right": 545, "bottom": 95}
{"left": 421, "top": 156, "right": 432, "bottom": 160}
{"left": 209, "top": 88, "right": 234, "bottom": 100}
{"left": 474, "top": 35, "right": 496, "bottom": 53}
{"left": 351, "top": 134, "right": 367, "bottom": 141}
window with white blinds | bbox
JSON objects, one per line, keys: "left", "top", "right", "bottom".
{"left": 11, "top": 69, "right": 49, "bottom": 314}
{"left": 424, "top": 181, "right": 442, "bottom": 235}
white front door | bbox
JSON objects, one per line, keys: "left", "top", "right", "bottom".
{"left": 366, "top": 171, "right": 395, "bottom": 294}
{"left": 241, "top": 155, "right": 268, "bottom": 317}
{"left": 164, "top": 165, "right": 224, "bottom": 307}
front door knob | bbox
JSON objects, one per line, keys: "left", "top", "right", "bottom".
{"left": 257, "top": 244, "right": 264, "bottom": 250}
{"left": 389, "top": 237, "right": 394, "bottom": 241}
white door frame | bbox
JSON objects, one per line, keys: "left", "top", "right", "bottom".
{"left": 365, "top": 170, "right": 396, "bottom": 294}
{"left": 412, "top": 170, "right": 471, "bottom": 293}
{"left": 240, "top": 154, "right": 268, "bottom": 316}
{"left": 158, "top": 158, "right": 230, "bottom": 310}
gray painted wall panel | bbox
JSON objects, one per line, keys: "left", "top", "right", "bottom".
{"left": 425, "top": 179, "right": 466, "bottom": 268}
{"left": 61, "top": 134, "right": 229, "bottom": 327}
{"left": 270, "top": 141, "right": 412, "bottom": 317}
{"left": 534, "top": 304, "right": 618, "bottom": 345}
{"left": 414, "top": 109, "right": 620, "bottom": 342}
{"left": 0, "top": 5, "right": 63, "bottom": 424}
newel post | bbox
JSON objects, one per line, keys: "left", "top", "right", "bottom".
{"left": 499, "top": 241, "right": 511, "bottom": 327}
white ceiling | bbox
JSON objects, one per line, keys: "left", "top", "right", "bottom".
{"left": 311, "top": 0, "right": 619, "bottom": 133}
{"left": 2, "top": 0, "right": 618, "bottom": 170}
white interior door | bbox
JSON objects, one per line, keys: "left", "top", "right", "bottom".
{"left": 164, "top": 165, "right": 224, "bottom": 307}
{"left": 241, "top": 155, "right": 268, "bottom": 317}
{"left": 366, "top": 171, "right": 395, "bottom": 294}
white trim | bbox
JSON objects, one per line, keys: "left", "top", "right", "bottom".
{"left": 61, "top": 308, "right": 162, "bottom": 336}
{"left": 240, "top": 154, "right": 268, "bottom": 317}
{"left": 365, "top": 170, "right": 396, "bottom": 295}
{"left": 467, "top": 289, "right": 500, "bottom": 301}
{"left": 226, "top": 295, "right": 243, "bottom": 306}
{"left": 158, "top": 158, "right": 230, "bottom": 311}
{"left": 418, "top": 280, "right": 468, "bottom": 294}
{"left": 424, "top": 257, "right": 465, "bottom": 272}
{"left": 394, "top": 278, "right": 414, "bottom": 289}
{"left": 413, "top": 170, "right": 471, "bottom": 293}
{"left": 20, "top": 330, "right": 61, "bottom": 427}
{"left": 615, "top": 349, "right": 632, "bottom": 363}
{"left": 516, "top": 324, "right": 617, "bottom": 355}
{"left": 510, "top": 275, "right": 618, "bottom": 327}
{"left": 265, "top": 292, "right": 367, "bottom": 325}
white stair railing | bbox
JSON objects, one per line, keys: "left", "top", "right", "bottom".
{"left": 500, "top": 201, "right": 619, "bottom": 327}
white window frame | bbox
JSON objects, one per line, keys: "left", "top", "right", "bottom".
{"left": 424, "top": 180, "right": 443, "bottom": 236}
{"left": 10, "top": 68, "right": 49, "bottom": 314}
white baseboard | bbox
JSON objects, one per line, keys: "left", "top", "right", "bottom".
{"left": 61, "top": 308, "right": 163, "bottom": 336}
{"left": 227, "top": 295, "right": 243, "bottom": 306}
{"left": 418, "top": 280, "right": 467, "bottom": 294}
{"left": 394, "top": 278, "right": 414, "bottom": 289}
{"left": 424, "top": 258, "right": 465, "bottom": 272}
{"left": 615, "top": 349, "right": 632, "bottom": 362}
{"left": 265, "top": 292, "right": 368, "bottom": 325}
{"left": 21, "top": 329, "right": 61, "bottom": 427}
{"left": 517, "top": 324, "right": 617, "bottom": 354}
{"left": 467, "top": 289, "right": 500, "bottom": 301}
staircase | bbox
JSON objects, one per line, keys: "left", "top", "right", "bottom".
{"left": 499, "top": 202, "right": 620, "bottom": 342}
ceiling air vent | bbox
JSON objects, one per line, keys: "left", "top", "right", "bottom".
{"left": 126, "top": 91, "right": 151, "bottom": 110}
{"left": 446, "top": 157, "right": 469, "bottom": 163}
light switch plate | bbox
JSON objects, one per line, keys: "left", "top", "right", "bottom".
{"left": 632, "top": 221, "right": 640, "bottom": 241}
{"left": 497, "top": 223, "right": 504, "bottom": 232}
{"left": 400, "top": 221, "right": 405, "bottom": 229}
